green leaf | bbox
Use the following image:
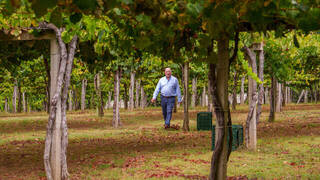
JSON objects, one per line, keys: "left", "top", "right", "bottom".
{"left": 31, "top": 0, "right": 57, "bottom": 17}
{"left": 2, "top": 0, "right": 14, "bottom": 15}
{"left": 135, "top": 36, "right": 152, "bottom": 50}
{"left": 74, "top": 0, "right": 97, "bottom": 11}
{"left": 50, "top": 8, "right": 62, "bottom": 27}
{"left": 120, "top": 0, "right": 133, "bottom": 5}
{"left": 114, "top": 8, "right": 121, "bottom": 15}
{"left": 61, "top": 31, "right": 73, "bottom": 43}
{"left": 293, "top": 35, "right": 300, "bottom": 48}
{"left": 98, "top": 30, "right": 105, "bottom": 42}
{"left": 198, "top": 34, "right": 211, "bottom": 49}
{"left": 136, "top": 14, "right": 151, "bottom": 24}
{"left": 70, "top": 13, "right": 83, "bottom": 24}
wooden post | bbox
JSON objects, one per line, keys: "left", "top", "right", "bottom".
{"left": 276, "top": 82, "right": 281, "bottom": 112}
{"left": 288, "top": 87, "right": 291, "bottom": 103}
{"left": 248, "top": 82, "right": 257, "bottom": 150}
{"left": 297, "top": 90, "right": 305, "bottom": 104}
{"left": 5, "top": 97, "right": 8, "bottom": 113}
{"left": 191, "top": 77, "right": 197, "bottom": 108}
{"left": 129, "top": 71, "right": 135, "bottom": 110}
{"left": 202, "top": 86, "right": 206, "bottom": 107}
{"left": 12, "top": 80, "right": 18, "bottom": 113}
{"left": 135, "top": 79, "right": 140, "bottom": 108}
{"left": 50, "top": 38, "right": 62, "bottom": 180}
{"left": 248, "top": 76, "right": 252, "bottom": 106}
{"left": 81, "top": 79, "right": 87, "bottom": 111}
{"left": 183, "top": 62, "right": 189, "bottom": 131}
{"left": 207, "top": 71, "right": 214, "bottom": 112}
{"left": 247, "top": 64, "right": 257, "bottom": 150}
{"left": 107, "top": 91, "right": 112, "bottom": 109}
{"left": 304, "top": 90, "right": 308, "bottom": 103}
{"left": 22, "top": 92, "right": 26, "bottom": 113}
{"left": 264, "top": 87, "right": 269, "bottom": 104}
{"left": 140, "top": 85, "right": 146, "bottom": 109}
{"left": 244, "top": 46, "right": 258, "bottom": 151}
{"left": 240, "top": 76, "right": 245, "bottom": 105}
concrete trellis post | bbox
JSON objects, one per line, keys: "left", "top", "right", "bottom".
{"left": 1, "top": 29, "right": 65, "bottom": 180}
{"left": 50, "top": 38, "right": 62, "bottom": 180}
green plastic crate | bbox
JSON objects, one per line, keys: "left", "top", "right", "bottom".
{"left": 211, "top": 125, "right": 243, "bottom": 151}
{"left": 197, "top": 112, "right": 212, "bottom": 131}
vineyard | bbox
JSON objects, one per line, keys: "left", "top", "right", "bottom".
{"left": 0, "top": 0, "right": 320, "bottom": 179}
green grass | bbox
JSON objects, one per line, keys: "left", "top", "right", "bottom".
{"left": 0, "top": 104, "right": 320, "bottom": 179}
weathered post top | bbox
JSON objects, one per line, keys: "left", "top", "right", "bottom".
{"left": 251, "top": 42, "right": 264, "bottom": 51}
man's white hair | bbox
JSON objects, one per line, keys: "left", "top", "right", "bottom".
{"left": 165, "top": 68, "right": 171, "bottom": 72}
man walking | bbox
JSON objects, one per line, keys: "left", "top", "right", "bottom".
{"left": 151, "top": 68, "right": 182, "bottom": 129}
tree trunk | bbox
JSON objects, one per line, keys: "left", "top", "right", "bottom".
{"left": 310, "top": 86, "right": 314, "bottom": 103}
{"left": 140, "top": 85, "right": 146, "bottom": 109}
{"left": 285, "top": 86, "right": 289, "bottom": 104}
{"left": 59, "top": 36, "right": 77, "bottom": 180}
{"left": 304, "top": 90, "right": 308, "bottom": 103}
{"left": 94, "top": 73, "right": 104, "bottom": 117}
{"left": 44, "top": 57, "right": 51, "bottom": 113}
{"left": 276, "top": 82, "right": 281, "bottom": 112}
{"left": 22, "top": 92, "right": 26, "bottom": 113}
{"left": 12, "top": 79, "right": 18, "bottom": 113}
{"left": 135, "top": 79, "right": 140, "bottom": 108}
{"left": 316, "top": 84, "right": 319, "bottom": 104}
{"left": 282, "top": 84, "right": 286, "bottom": 107}
{"left": 209, "top": 36, "right": 232, "bottom": 180}
{"left": 288, "top": 87, "right": 292, "bottom": 103}
{"left": 27, "top": 96, "right": 31, "bottom": 113}
{"left": 123, "top": 83, "right": 128, "bottom": 110}
{"left": 268, "top": 75, "right": 276, "bottom": 122}
{"left": 232, "top": 71, "right": 238, "bottom": 110}
{"left": 202, "top": 86, "right": 206, "bottom": 107}
{"left": 41, "top": 23, "right": 78, "bottom": 180}
{"left": 106, "top": 91, "right": 112, "bottom": 109}
{"left": 240, "top": 76, "right": 245, "bottom": 105}
{"left": 313, "top": 86, "right": 318, "bottom": 103}
{"left": 45, "top": 89, "right": 49, "bottom": 113}
{"left": 208, "top": 64, "right": 215, "bottom": 113}
{"left": 45, "top": 37, "right": 62, "bottom": 180}
{"left": 256, "top": 49, "right": 264, "bottom": 124}
{"left": 81, "top": 78, "right": 87, "bottom": 111}
{"left": 68, "top": 90, "right": 73, "bottom": 111}
{"left": 191, "top": 77, "right": 197, "bottom": 108}
{"left": 297, "top": 90, "right": 305, "bottom": 104}
{"left": 17, "top": 82, "right": 22, "bottom": 113}
{"left": 43, "top": 100, "right": 47, "bottom": 112}
{"left": 244, "top": 46, "right": 257, "bottom": 150}
{"left": 129, "top": 71, "right": 135, "bottom": 110}
{"left": 264, "top": 87, "right": 269, "bottom": 104}
{"left": 25, "top": 94, "right": 28, "bottom": 113}
{"left": 206, "top": 93, "right": 209, "bottom": 106}
{"left": 73, "top": 89, "right": 78, "bottom": 110}
{"left": 5, "top": 97, "right": 8, "bottom": 113}
{"left": 183, "top": 62, "right": 190, "bottom": 131}
{"left": 248, "top": 76, "right": 252, "bottom": 106}
{"left": 113, "top": 69, "right": 121, "bottom": 128}
{"left": 90, "top": 90, "right": 94, "bottom": 109}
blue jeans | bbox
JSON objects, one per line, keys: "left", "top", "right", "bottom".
{"left": 160, "top": 96, "right": 175, "bottom": 126}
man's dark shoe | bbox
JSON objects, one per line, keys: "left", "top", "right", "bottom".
{"left": 164, "top": 124, "right": 170, "bottom": 129}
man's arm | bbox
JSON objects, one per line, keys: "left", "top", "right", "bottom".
{"left": 176, "top": 79, "right": 182, "bottom": 103}
{"left": 151, "top": 80, "right": 161, "bottom": 102}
